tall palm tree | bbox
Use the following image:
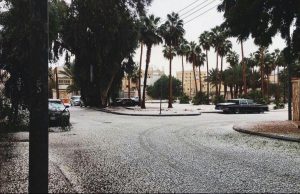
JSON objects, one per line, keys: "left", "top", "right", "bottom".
{"left": 160, "top": 12, "right": 185, "bottom": 108}
{"left": 140, "top": 14, "right": 162, "bottom": 109}
{"left": 207, "top": 68, "right": 219, "bottom": 96}
{"left": 176, "top": 38, "right": 189, "bottom": 94}
{"left": 195, "top": 52, "right": 206, "bottom": 93}
{"left": 209, "top": 26, "right": 226, "bottom": 96}
{"left": 186, "top": 41, "right": 201, "bottom": 95}
{"left": 199, "top": 31, "right": 212, "bottom": 97}
{"left": 217, "top": 39, "right": 232, "bottom": 95}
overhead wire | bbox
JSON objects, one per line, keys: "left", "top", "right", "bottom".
{"left": 184, "top": 4, "right": 219, "bottom": 25}
{"left": 179, "top": 0, "right": 210, "bottom": 18}
{"left": 177, "top": 0, "right": 201, "bottom": 14}
{"left": 181, "top": 0, "right": 216, "bottom": 21}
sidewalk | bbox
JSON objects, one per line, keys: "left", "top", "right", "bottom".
{"left": 233, "top": 121, "right": 300, "bottom": 142}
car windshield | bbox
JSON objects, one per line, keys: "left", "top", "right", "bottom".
{"left": 49, "top": 101, "right": 65, "bottom": 109}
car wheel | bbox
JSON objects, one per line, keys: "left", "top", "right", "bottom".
{"left": 259, "top": 108, "right": 264, "bottom": 113}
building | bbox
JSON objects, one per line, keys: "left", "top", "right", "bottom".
{"left": 176, "top": 70, "right": 209, "bottom": 97}
{"left": 120, "top": 67, "right": 165, "bottom": 98}
{"left": 51, "top": 66, "right": 78, "bottom": 100}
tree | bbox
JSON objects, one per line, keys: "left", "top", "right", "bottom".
{"left": 218, "top": 0, "right": 300, "bottom": 120}
{"left": 195, "top": 52, "right": 206, "bottom": 93}
{"left": 160, "top": 12, "right": 185, "bottom": 108}
{"left": 140, "top": 14, "right": 162, "bottom": 109}
{"left": 60, "top": 0, "right": 152, "bottom": 107}
{"left": 176, "top": 38, "right": 189, "bottom": 94}
{"left": 209, "top": 26, "right": 227, "bottom": 96}
{"left": 147, "top": 75, "right": 182, "bottom": 99}
{"left": 199, "top": 31, "right": 212, "bottom": 97}
{"left": 186, "top": 41, "right": 201, "bottom": 95}
{"left": 217, "top": 39, "right": 232, "bottom": 95}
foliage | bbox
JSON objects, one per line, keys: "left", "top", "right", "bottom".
{"left": 179, "top": 94, "right": 190, "bottom": 104}
{"left": 212, "top": 95, "right": 225, "bottom": 105}
{"left": 241, "top": 90, "right": 269, "bottom": 105}
{"left": 192, "top": 92, "right": 209, "bottom": 105}
{"left": 147, "top": 75, "right": 182, "bottom": 99}
{"left": 59, "top": 0, "right": 152, "bottom": 107}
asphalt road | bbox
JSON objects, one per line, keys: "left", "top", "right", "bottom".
{"left": 1, "top": 106, "right": 300, "bottom": 193}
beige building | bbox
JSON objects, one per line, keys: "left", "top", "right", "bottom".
{"left": 120, "top": 67, "right": 165, "bottom": 98}
{"left": 52, "top": 66, "right": 78, "bottom": 100}
{"left": 176, "top": 70, "right": 227, "bottom": 98}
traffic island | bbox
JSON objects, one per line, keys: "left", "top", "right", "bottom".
{"left": 94, "top": 106, "right": 201, "bottom": 116}
{"left": 233, "top": 121, "right": 300, "bottom": 142}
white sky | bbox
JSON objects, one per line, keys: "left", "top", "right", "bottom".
{"left": 134, "top": 0, "right": 287, "bottom": 76}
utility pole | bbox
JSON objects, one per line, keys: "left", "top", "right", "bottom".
{"left": 287, "top": 32, "right": 292, "bottom": 121}
{"left": 28, "top": 0, "right": 48, "bottom": 193}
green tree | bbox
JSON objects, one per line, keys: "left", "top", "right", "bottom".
{"left": 140, "top": 14, "right": 162, "bottom": 109}
{"left": 160, "top": 12, "right": 185, "bottom": 108}
{"left": 199, "top": 31, "right": 212, "bottom": 97}
{"left": 60, "top": 0, "right": 152, "bottom": 107}
{"left": 147, "top": 75, "right": 182, "bottom": 99}
{"left": 176, "top": 38, "right": 189, "bottom": 94}
{"left": 186, "top": 41, "right": 201, "bottom": 94}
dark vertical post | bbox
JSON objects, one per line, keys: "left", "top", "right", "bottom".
{"left": 160, "top": 79, "right": 162, "bottom": 115}
{"left": 287, "top": 33, "right": 292, "bottom": 121}
{"left": 28, "top": 0, "right": 49, "bottom": 193}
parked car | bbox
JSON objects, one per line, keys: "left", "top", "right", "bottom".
{"left": 112, "top": 98, "right": 138, "bottom": 107}
{"left": 215, "top": 98, "right": 269, "bottom": 114}
{"left": 48, "top": 99, "right": 70, "bottom": 126}
{"left": 70, "top": 96, "right": 81, "bottom": 106}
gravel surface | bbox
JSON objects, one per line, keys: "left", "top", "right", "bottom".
{"left": 1, "top": 106, "right": 300, "bottom": 193}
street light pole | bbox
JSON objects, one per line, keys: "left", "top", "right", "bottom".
{"left": 28, "top": 0, "right": 48, "bottom": 193}
{"left": 160, "top": 79, "right": 162, "bottom": 115}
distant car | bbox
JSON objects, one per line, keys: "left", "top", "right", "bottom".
{"left": 48, "top": 99, "right": 70, "bottom": 126}
{"left": 215, "top": 98, "right": 269, "bottom": 114}
{"left": 70, "top": 96, "right": 81, "bottom": 106}
{"left": 131, "top": 96, "right": 140, "bottom": 104}
{"left": 112, "top": 98, "right": 138, "bottom": 107}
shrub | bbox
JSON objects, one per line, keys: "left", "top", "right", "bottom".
{"left": 192, "top": 92, "right": 209, "bottom": 105}
{"left": 241, "top": 90, "right": 269, "bottom": 104}
{"left": 212, "top": 95, "right": 225, "bottom": 105}
{"left": 179, "top": 94, "right": 190, "bottom": 104}
{"left": 274, "top": 99, "right": 285, "bottom": 109}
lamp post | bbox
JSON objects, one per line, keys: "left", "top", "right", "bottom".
{"left": 159, "top": 78, "right": 162, "bottom": 115}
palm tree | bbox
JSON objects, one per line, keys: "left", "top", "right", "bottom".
{"left": 199, "top": 31, "right": 212, "bottom": 97}
{"left": 207, "top": 68, "right": 219, "bottom": 96}
{"left": 209, "top": 26, "right": 226, "bottom": 96}
{"left": 226, "top": 51, "right": 239, "bottom": 67}
{"left": 217, "top": 39, "right": 232, "bottom": 95}
{"left": 140, "top": 14, "right": 162, "bottom": 109}
{"left": 176, "top": 38, "right": 189, "bottom": 94}
{"left": 186, "top": 41, "right": 201, "bottom": 95}
{"left": 160, "top": 12, "right": 185, "bottom": 108}
{"left": 195, "top": 52, "right": 206, "bottom": 93}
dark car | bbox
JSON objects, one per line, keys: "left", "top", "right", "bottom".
{"left": 112, "top": 98, "right": 138, "bottom": 107}
{"left": 49, "top": 99, "right": 70, "bottom": 126}
{"left": 215, "top": 98, "right": 269, "bottom": 114}
{"left": 70, "top": 96, "right": 81, "bottom": 106}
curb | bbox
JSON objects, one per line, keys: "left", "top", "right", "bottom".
{"left": 233, "top": 126, "right": 300, "bottom": 143}
{"left": 92, "top": 108, "right": 201, "bottom": 117}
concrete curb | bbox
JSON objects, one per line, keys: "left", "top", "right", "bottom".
{"left": 233, "top": 126, "right": 300, "bottom": 143}
{"left": 92, "top": 108, "right": 201, "bottom": 117}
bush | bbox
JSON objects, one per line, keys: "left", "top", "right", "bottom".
{"left": 192, "top": 92, "right": 209, "bottom": 105}
{"left": 179, "top": 94, "right": 190, "bottom": 104}
{"left": 241, "top": 90, "right": 269, "bottom": 104}
{"left": 274, "top": 99, "right": 285, "bottom": 109}
{"left": 213, "top": 95, "right": 225, "bottom": 105}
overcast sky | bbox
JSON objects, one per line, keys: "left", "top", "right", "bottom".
{"left": 134, "top": 0, "right": 286, "bottom": 75}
